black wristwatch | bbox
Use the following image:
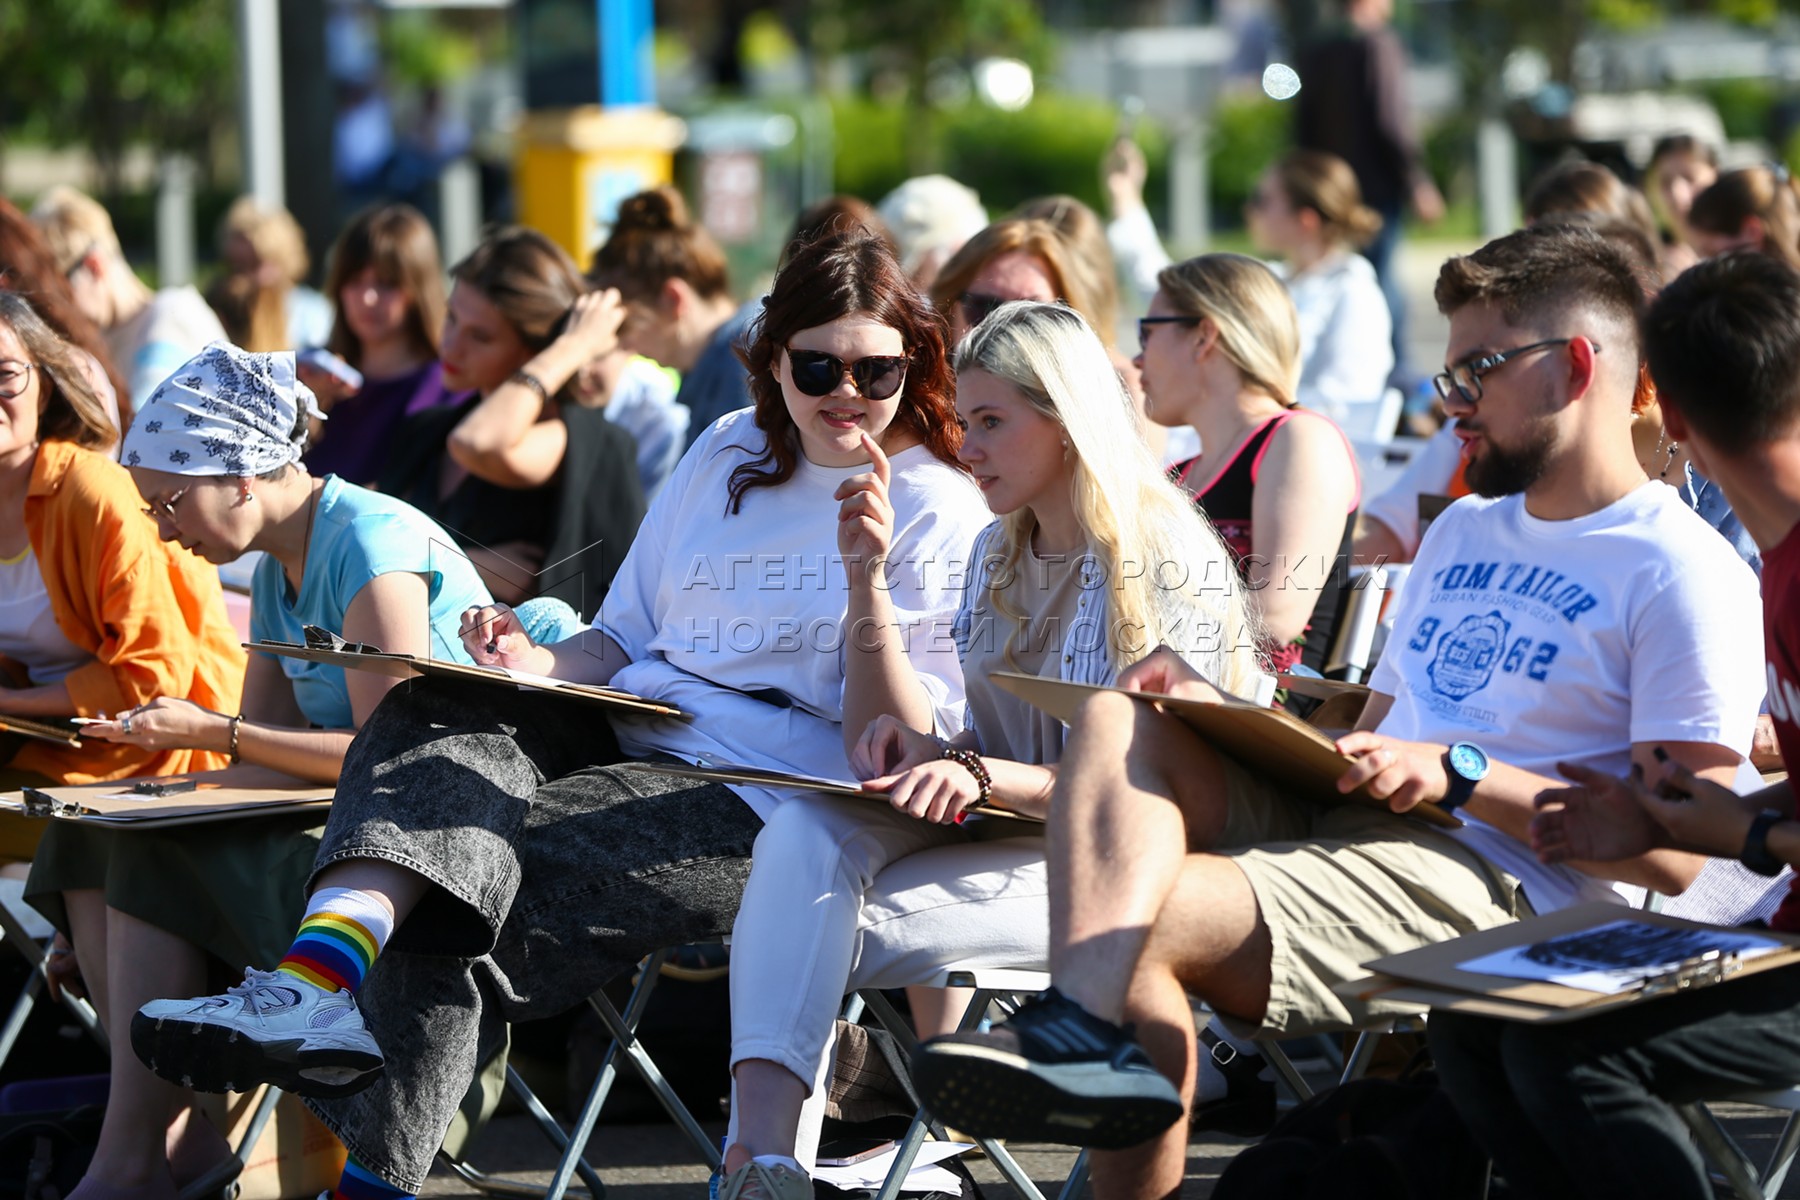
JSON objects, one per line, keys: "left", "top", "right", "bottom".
{"left": 1741, "top": 809, "right": 1789, "bottom": 877}
{"left": 1441, "top": 742, "right": 1490, "bottom": 813}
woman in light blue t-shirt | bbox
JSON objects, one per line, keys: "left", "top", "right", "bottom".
{"left": 35, "top": 344, "right": 493, "bottom": 1200}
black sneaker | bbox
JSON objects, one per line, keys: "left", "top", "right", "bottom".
{"left": 1189, "top": 1025, "right": 1276, "bottom": 1137}
{"left": 910, "top": 988, "right": 1184, "bottom": 1150}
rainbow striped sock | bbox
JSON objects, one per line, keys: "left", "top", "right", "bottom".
{"left": 276, "top": 887, "right": 391, "bottom": 995}
{"left": 333, "top": 1156, "right": 414, "bottom": 1200}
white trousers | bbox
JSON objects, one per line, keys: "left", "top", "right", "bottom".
{"left": 727, "top": 801, "right": 1050, "bottom": 1166}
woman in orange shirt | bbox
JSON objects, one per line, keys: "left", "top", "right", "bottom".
{"left": 0, "top": 291, "right": 241, "bottom": 851}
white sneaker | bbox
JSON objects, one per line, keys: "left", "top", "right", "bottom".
{"left": 131, "top": 967, "right": 385, "bottom": 1098}
{"left": 716, "top": 1160, "right": 812, "bottom": 1200}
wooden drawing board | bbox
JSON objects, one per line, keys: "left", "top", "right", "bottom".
{"left": 989, "top": 672, "right": 1457, "bottom": 828}
{"left": 247, "top": 640, "right": 689, "bottom": 720}
{"left": 0, "top": 764, "right": 332, "bottom": 829}
{"left": 621, "top": 761, "right": 1041, "bottom": 823}
{"left": 1335, "top": 902, "right": 1800, "bottom": 1023}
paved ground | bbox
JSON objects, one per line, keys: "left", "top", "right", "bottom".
{"left": 419, "top": 1095, "right": 1800, "bottom": 1199}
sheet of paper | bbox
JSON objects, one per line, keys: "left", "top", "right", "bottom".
{"left": 1459, "top": 918, "right": 1782, "bottom": 995}
{"left": 811, "top": 1141, "right": 974, "bottom": 1193}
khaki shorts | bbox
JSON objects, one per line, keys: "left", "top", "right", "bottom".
{"left": 1210, "top": 753, "right": 1535, "bottom": 1038}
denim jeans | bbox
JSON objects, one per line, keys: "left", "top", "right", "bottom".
{"left": 303, "top": 678, "right": 763, "bottom": 1191}
{"left": 1428, "top": 963, "right": 1800, "bottom": 1200}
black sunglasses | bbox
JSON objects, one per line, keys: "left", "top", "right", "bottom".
{"left": 958, "top": 291, "right": 1009, "bottom": 328}
{"left": 1137, "top": 315, "right": 1201, "bottom": 350}
{"left": 785, "top": 348, "right": 909, "bottom": 401}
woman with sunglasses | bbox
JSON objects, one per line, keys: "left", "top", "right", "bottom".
{"left": 0, "top": 294, "right": 242, "bottom": 828}
{"left": 928, "top": 217, "right": 1163, "bottom": 457}
{"left": 30, "top": 343, "right": 492, "bottom": 1200}
{"left": 1145, "top": 253, "right": 1361, "bottom": 681}
{"left": 127, "top": 229, "right": 988, "bottom": 1200}
{"left": 716, "top": 300, "right": 1267, "bottom": 1200}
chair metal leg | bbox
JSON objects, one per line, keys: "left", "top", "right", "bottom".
{"left": 179, "top": 1085, "right": 282, "bottom": 1200}
{"left": 1680, "top": 1102, "right": 1768, "bottom": 1200}
{"left": 1339, "top": 1030, "right": 1382, "bottom": 1083}
{"left": 860, "top": 988, "right": 1062, "bottom": 1200}
{"left": 1260, "top": 1040, "right": 1316, "bottom": 1102}
{"left": 1761, "top": 1110, "right": 1800, "bottom": 1194}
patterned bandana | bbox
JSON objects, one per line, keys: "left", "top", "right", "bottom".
{"left": 122, "top": 342, "right": 325, "bottom": 477}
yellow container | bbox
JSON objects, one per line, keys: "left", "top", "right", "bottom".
{"left": 515, "top": 106, "right": 688, "bottom": 265}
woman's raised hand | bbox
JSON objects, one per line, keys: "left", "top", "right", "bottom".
{"left": 82, "top": 697, "right": 224, "bottom": 751}
{"left": 559, "top": 288, "right": 627, "bottom": 366}
{"left": 836, "top": 431, "right": 895, "bottom": 581}
{"left": 461, "top": 603, "right": 538, "bottom": 668}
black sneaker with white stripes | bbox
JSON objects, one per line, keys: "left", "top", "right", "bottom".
{"left": 910, "top": 988, "right": 1184, "bottom": 1150}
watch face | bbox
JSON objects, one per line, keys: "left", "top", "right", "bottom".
{"left": 1449, "top": 742, "right": 1489, "bottom": 781}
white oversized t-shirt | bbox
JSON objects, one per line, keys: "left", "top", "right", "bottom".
{"left": 598, "top": 409, "right": 991, "bottom": 820}
{"left": 1369, "top": 481, "right": 1765, "bottom": 911}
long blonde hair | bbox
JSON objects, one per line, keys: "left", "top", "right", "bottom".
{"left": 1157, "top": 253, "right": 1301, "bottom": 411}
{"left": 956, "top": 301, "right": 1263, "bottom": 692}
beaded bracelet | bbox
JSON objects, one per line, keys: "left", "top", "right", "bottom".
{"left": 227, "top": 713, "right": 244, "bottom": 763}
{"left": 510, "top": 369, "right": 551, "bottom": 403}
{"left": 939, "top": 743, "right": 992, "bottom": 807}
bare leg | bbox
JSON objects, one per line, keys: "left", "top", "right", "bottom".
{"left": 725, "top": 1059, "right": 809, "bottom": 1171}
{"left": 1048, "top": 692, "right": 1234, "bottom": 1022}
{"left": 64, "top": 889, "right": 110, "bottom": 1029}
{"left": 83, "top": 908, "right": 213, "bottom": 1188}
{"left": 907, "top": 986, "right": 972, "bottom": 1039}
{"left": 1089, "top": 857, "right": 1271, "bottom": 1200}
{"left": 308, "top": 860, "right": 430, "bottom": 927}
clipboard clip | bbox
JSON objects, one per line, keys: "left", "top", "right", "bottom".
{"left": 20, "top": 787, "right": 85, "bottom": 819}
{"left": 304, "top": 625, "right": 383, "bottom": 655}
{"left": 1636, "top": 949, "right": 1744, "bottom": 997}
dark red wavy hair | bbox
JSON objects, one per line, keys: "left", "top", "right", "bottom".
{"left": 730, "top": 228, "right": 963, "bottom": 513}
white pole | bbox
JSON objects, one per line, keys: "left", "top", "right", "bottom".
{"left": 1477, "top": 116, "right": 1517, "bottom": 241}
{"left": 237, "top": 0, "right": 285, "bottom": 208}
{"left": 439, "top": 158, "right": 482, "bottom": 269}
{"left": 156, "top": 156, "right": 197, "bottom": 288}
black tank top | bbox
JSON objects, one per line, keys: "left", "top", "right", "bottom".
{"left": 1174, "top": 410, "right": 1358, "bottom": 677}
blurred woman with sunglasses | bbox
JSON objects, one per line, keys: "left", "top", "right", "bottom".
{"left": 0, "top": 296, "right": 241, "bottom": 818}
{"left": 1145, "top": 254, "right": 1361, "bottom": 681}
{"left": 929, "top": 217, "right": 1166, "bottom": 457}
{"left": 127, "top": 229, "right": 989, "bottom": 1200}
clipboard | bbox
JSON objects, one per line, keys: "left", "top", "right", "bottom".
{"left": 0, "top": 764, "right": 332, "bottom": 829}
{"left": 1274, "top": 675, "right": 1372, "bottom": 704}
{"left": 621, "top": 760, "right": 1042, "bottom": 823}
{"left": 248, "top": 634, "right": 690, "bottom": 721}
{"left": 989, "top": 672, "right": 1458, "bottom": 828}
{"left": 0, "top": 715, "right": 83, "bottom": 748}
{"left": 1335, "top": 902, "right": 1800, "bottom": 1024}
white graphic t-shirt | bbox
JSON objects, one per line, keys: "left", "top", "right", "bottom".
{"left": 1370, "top": 482, "right": 1765, "bottom": 911}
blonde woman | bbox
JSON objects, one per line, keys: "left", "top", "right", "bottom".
{"left": 717, "top": 301, "right": 1264, "bottom": 1199}
{"left": 1246, "top": 149, "right": 1393, "bottom": 424}
{"left": 1148, "top": 253, "right": 1361, "bottom": 679}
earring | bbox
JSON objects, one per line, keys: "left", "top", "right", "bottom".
{"left": 238, "top": 478, "right": 255, "bottom": 503}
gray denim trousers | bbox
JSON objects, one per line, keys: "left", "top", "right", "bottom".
{"left": 302, "top": 678, "right": 763, "bottom": 1191}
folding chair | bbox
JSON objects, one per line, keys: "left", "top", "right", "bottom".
{"left": 854, "top": 967, "right": 1090, "bottom": 1200}
{"left": 0, "top": 876, "right": 285, "bottom": 1200}
{"left": 438, "top": 945, "right": 724, "bottom": 1200}
{"left": 1320, "top": 566, "right": 1390, "bottom": 686}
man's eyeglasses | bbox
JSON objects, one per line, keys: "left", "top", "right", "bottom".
{"left": 785, "top": 348, "right": 909, "bottom": 401}
{"left": 0, "top": 360, "right": 34, "bottom": 401}
{"left": 1137, "top": 315, "right": 1201, "bottom": 351}
{"left": 142, "top": 486, "right": 190, "bottom": 524}
{"left": 1432, "top": 338, "right": 1597, "bottom": 405}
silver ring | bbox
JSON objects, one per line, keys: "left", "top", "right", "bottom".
{"left": 120, "top": 713, "right": 133, "bottom": 734}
